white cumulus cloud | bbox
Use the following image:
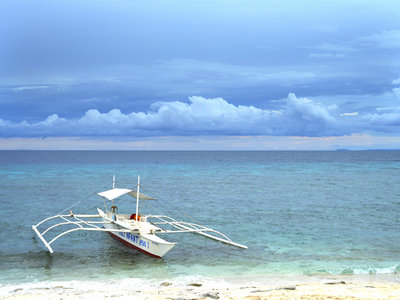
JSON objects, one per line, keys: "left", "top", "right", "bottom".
{"left": 0, "top": 93, "right": 399, "bottom": 138}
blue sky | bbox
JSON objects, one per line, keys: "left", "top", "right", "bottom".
{"left": 1, "top": 0, "right": 400, "bottom": 149}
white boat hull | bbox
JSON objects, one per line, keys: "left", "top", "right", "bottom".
{"left": 102, "top": 217, "right": 175, "bottom": 258}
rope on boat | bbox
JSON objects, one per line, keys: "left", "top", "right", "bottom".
{"left": 147, "top": 197, "right": 202, "bottom": 225}
{"left": 57, "top": 200, "right": 82, "bottom": 215}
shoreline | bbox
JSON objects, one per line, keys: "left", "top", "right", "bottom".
{"left": 2, "top": 274, "right": 400, "bottom": 299}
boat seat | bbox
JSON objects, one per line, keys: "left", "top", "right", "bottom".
{"left": 130, "top": 213, "right": 141, "bottom": 221}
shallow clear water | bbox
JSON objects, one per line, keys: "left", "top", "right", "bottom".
{"left": 1, "top": 150, "right": 400, "bottom": 285}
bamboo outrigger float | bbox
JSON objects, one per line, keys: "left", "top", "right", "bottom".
{"left": 32, "top": 176, "right": 247, "bottom": 258}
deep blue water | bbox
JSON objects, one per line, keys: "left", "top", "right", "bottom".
{"left": 1, "top": 150, "right": 400, "bottom": 285}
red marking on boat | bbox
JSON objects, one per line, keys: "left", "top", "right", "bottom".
{"left": 108, "top": 232, "right": 161, "bottom": 259}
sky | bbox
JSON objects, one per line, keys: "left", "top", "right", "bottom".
{"left": 1, "top": 0, "right": 400, "bottom": 150}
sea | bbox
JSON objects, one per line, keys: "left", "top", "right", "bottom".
{"left": 1, "top": 150, "right": 400, "bottom": 292}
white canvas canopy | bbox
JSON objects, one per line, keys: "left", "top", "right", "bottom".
{"left": 98, "top": 188, "right": 156, "bottom": 201}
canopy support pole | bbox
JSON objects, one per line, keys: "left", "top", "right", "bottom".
{"left": 135, "top": 175, "right": 140, "bottom": 222}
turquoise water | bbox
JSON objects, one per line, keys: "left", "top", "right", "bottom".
{"left": 1, "top": 151, "right": 400, "bottom": 285}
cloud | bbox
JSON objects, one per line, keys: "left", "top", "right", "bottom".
{"left": 340, "top": 112, "right": 359, "bottom": 117}
{"left": 308, "top": 42, "right": 356, "bottom": 59}
{"left": 356, "top": 78, "right": 400, "bottom": 129}
{"left": 307, "top": 41, "right": 356, "bottom": 60}
{"left": 0, "top": 93, "right": 399, "bottom": 138}
{"left": 279, "top": 93, "right": 339, "bottom": 136}
{"left": 12, "top": 85, "right": 51, "bottom": 92}
{"left": 311, "top": 43, "right": 356, "bottom": 53}
{"left": 356, "top": 30, "right": 400, "bottom": 48}
{"left": 309, "top": 53, "right": 346, "bottom": 59}
{"left": 308, "top": 30, "right": 400, "bottom": 61}
{"left": 393, "top": 88, "right": 400, "bottom": 100}
{"left": 360, "top": 113, "right": 400, "bottom": 130}
{"left": 74, "top": 96, "right": 278, "bottom": 136}
{"left": 158, "top": 59, "right": 317, "bottom": 87}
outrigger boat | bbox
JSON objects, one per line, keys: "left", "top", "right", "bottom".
{"left": 32, "top": 176, "right": 247, "bottom": 258}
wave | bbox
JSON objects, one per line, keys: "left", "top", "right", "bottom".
{"left": 340, "top": 265, "right": 400, "bottom": 275}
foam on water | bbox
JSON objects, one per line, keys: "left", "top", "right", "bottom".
{"left": 2, "top": 273, "right": 400, "bottom": 300}
{"left": 340, "top": 265, "right": 400, "bottom": 275}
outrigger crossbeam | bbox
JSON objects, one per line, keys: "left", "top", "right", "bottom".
{"left": 147, "top": 215, "right": 248, "bottom": 249}
{"left": 32, "top": 212, "right": 247, "bottom": 254}
{"left": 32, "top": 213, "right": 133, "bottom": 253}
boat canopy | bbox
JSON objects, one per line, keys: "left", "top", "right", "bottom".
{"left": 98, "top": 188, "right": 156, "bottom": 201}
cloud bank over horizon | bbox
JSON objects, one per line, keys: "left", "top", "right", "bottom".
{"left": 1, "top": 92, "right": 399, "bottom": 138}
{"left": 1, "top": 1, "right": 400, "bottom": 148}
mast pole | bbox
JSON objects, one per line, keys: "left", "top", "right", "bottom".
{"left": 111, "top": 175, "right": 115, "bottom": 208}
{"left": 135, "top": 175, "right": 140, "bottom": 222}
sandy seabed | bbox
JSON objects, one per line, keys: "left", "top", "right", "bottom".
{"left": 1, "top": 274, "right": 400, "bottom": 299}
